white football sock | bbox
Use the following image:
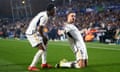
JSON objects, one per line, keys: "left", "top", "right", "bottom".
{"left": 30, "top": 50, "right": 43, "bottom": 67}
{"left": 74, "top": 63, "right": 80, "bottom": 68}
{"left": 60, "top": 62, "right": 72, "bottom": 68}
{"left": 42, "top": 51, "right": 47, "bottom": 64}
{"left": 41, "top": 43, "right": 47, "bottom": 64}
{"left": 60, "top": 61, "right": 80, "bottom": 68}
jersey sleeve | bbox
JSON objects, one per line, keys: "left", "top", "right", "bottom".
{"left": 64, "top": 25, "right": 73, "bottom": 33}
{"left": 38, "top": 16, "right": 47, "bottom": 26}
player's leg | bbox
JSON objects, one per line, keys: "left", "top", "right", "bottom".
{"left": 32, "top": 34, "right": 52, "bottom": 68}
{"left": 41, "top": 42, "right": 52, "bottom": 68}
{"left": 55, "top": 59, "right": 83, "bottom": 68}
{"left": 27, "top": 33, "right": 51, "bottom": 71}
{"left": 75, "top": 50, "right": 85, "bottom": 68}
{"left": 59, "top": 60, "right": 74, "bottom": 68}
{"left": 41, "top": 36, "right": 47, "bottom": 66}
{"left": 57, "top": 50, "right": 86, "bottom": 68}
{"left": 28, "top": 44, "right": 44, "bottom": 71}
{"left": 84, "top": 45, "right": 88, "bottom": 67}
{"left": 78, "top": 35, "right": 88, "bottom": 67}
{"left": 55, "top": 36, "right": 80, "bottom": 68}
{"left": 75, "top": 39, "right": 88, "bottom": 68}
{"left": 55, "top": 36, "right": 75, "bottom": 68}
{"left": 26, "top": 33, "right": 44, "bottom": 71}
{"left": 63, "top": 47, "right": 87, "bottom": 68}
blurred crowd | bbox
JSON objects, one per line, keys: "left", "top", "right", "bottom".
{"left": 0, "top": 19, "right": 28, "bottom": 40}
{"left": 0, "top": 0, "right": 120, "bottom": 44}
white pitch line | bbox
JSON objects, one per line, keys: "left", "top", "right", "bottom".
{"left": 50, "top": 43, "right": 120, "bottom": 51}
{"left": 2, "top": 39, "right": 120, "bottom": 51}
{"left": 88, "top": 46, "right": 120, "bottom": 51}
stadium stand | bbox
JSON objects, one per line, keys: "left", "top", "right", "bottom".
{"left": 0, "top": 0, "right": 120, "bottom": 44}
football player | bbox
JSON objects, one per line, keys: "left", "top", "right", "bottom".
{"left": 56, "top": 11, "right": 88, "bottom": 68}
{"left": 26, "top": 4, "right": 56, "bottom": 71}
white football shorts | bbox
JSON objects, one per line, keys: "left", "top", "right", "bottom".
{"left": 26, "top": 32, "right": 43, "bottom": 47}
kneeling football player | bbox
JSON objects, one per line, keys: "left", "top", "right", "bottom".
{"left": 56, "top": 11, "right": 88, "bottom": 68}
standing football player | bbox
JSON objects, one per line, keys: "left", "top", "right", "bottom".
{"left": 56, "top": 11, "right": 88, "bottom": 68}
{"left": 26, "top": 4, "right": 56, "bottom": 71}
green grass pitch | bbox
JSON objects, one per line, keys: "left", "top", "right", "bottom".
{"left": 0, "top": 39, "right": 120, "bottom": 72}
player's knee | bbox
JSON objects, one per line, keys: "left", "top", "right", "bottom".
{"left": 71, "top": 60, "right": 86, "bottom": 68}
{"left": 78, "top": 60, "right": 86, "bottom": 68}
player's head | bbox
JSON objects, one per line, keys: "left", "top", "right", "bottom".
{"left": 66, "top": 11, "right": 76, "bottom": 23}
{"left": 47, "top": 3, "right": 56, "bottom": 16}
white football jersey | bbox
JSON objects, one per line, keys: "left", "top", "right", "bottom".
{"left": 64, "top": 23, "right": 88, "bottom": 60}
{"left": 26, "top": 11, "right": 48, "bottom": 34}
{"left": 64, "top": 22, "right": 79, "bottom": 33}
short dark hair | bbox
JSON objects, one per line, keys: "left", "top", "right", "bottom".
{"left": 47, "top": 3, "right": 55, "bottom": 11}
{"left": 66, "top": 10, "right": 75, "bottom": 16}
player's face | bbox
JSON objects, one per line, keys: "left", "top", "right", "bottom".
{"left": 67, "top": 13, "right": 76, "bottom": 23}
{"left": 49, "top": 7, "right": 56, "bottom": 16}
